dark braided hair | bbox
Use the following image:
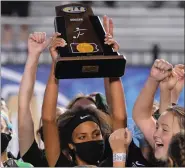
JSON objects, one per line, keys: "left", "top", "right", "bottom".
{"left": 168, "top": 133, "right": 185, "bottom": 167}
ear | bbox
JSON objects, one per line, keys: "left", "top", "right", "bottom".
{"left": 68, "top": 143, "right": 75, "bottom": 150}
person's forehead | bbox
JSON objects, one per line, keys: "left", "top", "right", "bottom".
{"left": 73, "top": 121, "right": 99, "bottom": 134}
{"left": 158, "top": 112, "right": 179, "bottom": 126}
{"left": 74, "top": 98, "right": 95, "bottom": 106}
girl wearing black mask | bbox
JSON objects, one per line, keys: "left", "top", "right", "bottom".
{"left": 1, "top": 111, "right": 33, "bottom": 167}
{"left": 56, "top": 106, "right": 111, "bottom": 166}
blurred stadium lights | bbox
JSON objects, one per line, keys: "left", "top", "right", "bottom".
{"left": 1, "top": 4, "right": 184, "bottom": 65}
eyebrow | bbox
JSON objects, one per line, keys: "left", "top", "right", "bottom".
{"left": 76, "top": 129, "right": 100, "bottom": 136}
{"left": 76, "top": 133, "right": 87, "bottom": 136}
{"left": 161, "top": 124, "right": 170, "bottom": 128}
{"left": 92, "top": 129, "right": 100, "bottom": 134}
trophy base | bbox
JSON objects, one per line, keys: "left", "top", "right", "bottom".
{"left": 55, "top": 55, "right": 126, "bottom": 79}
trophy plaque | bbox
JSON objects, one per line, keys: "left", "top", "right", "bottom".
{"left": 54, "top": 3, "right": 126, "bottom": 79}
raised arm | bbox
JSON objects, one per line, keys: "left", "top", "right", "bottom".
{"left": 171, "top": 64, "right": 184, "bottom": 104}
{"left": 18, "top": 32, "right": 50, "bottom": 156}
{"left": 103, "top": 16, "right": 127, "bottom": 130}
{"left": 109, "top": 78, "right": 127, "bottom": 130}
{"left": 159, "top": 70, "right": 178, "bottom": 114}
{"left": 42, "top": 33, "right": 67, "bottom": 166}
{"left": 132, "top": 59, "right": 172, "bottom": 147}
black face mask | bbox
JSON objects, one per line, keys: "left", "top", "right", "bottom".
{"left": 1, "top": 133, "right": 12, "bottom": 154}
{"left": 73, "top": 140, "right": 105, "bottom": 165}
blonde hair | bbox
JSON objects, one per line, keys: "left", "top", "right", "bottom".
{"left": 166, "top": 106, "right": 185, "bottom": 134}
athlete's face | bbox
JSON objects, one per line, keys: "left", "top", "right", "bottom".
{"left": 153, "top": 112, "right": 180, "bottom": 161}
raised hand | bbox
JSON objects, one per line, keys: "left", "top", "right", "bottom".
{"left": 104, "top": 33, "right": 119, "bottom": 52}
{"left": 109, "top": 128, "right": 132, "bottom": 153}
{"left": 103, "top": 15, "right": 119, "bottom": 52}
{"left": 150, "top": 59, "right": 173, "bottom": 82}
{"left": 103, "top": 15, "right": 113, "bottom": 36}
{"left": 159, "top": 70, "right": 178, "bottom": 91}
{"left": 172, "top": 64, "right": 185, "bottom": 93}
{"left": 49, "top": 32, "right": 67, "bottom": 61}
{"left": 172, "top": 64, "right": 185, "bottom": 98}
{"left": 28, "top": 32, "right": 51, "bottom": 56}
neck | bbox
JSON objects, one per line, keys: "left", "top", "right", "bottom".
{"left": 1, "top": 152, "right": 8, "bottom": 163}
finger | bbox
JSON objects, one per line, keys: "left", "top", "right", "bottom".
{"left": 54, "top": 42, "right": 67, "bottom": 49}
{"left": 157, "top": 59, "right": 166, "bottom": 70}
{"left": 105, "top": 39, "right": 115, "bottom": 45}
{"left": 161, "top": 63, "right": 171, "bottom": 73}
{"left": 126, "top": 129, "right": 132, "bottom": 144}
{"left": 34, "top": 32, "right": 40, "bottom": 43}
{"left": 154, "top": 59, "right": 160, "bottom": 68}
{"left": 40, "top": 32, "right": 44, "bottom": 43}
{"left": 157, "top": 61, "right": 164, "bottom": 70}
{"left": 36, "top": 32, "right": 41, "bottom": 43}
{"left": 38, "top": 32, "right": 43, "bottom": 43}
{"left": 45, "top": 37, "right": 53, "bottom": 48}
{"left": 107, "top": 39, "right": 115, "bottom": 45}
{"left": 49, "top": 42, "right": 61, "bottom": 50}
{"left": 104, "top": 36, "right": 113, "bottom": 42}
{"left": 172, "top": 70, "right": 178, "bottom": 79}
{"left": 119, "top": 128, "right": 125, "bottom": 137}
{"left": 52, "top": 32, "right": 61, "bottom": 41}
{"left": 104, "top": 38, "right": 111, "bottom": 43}
{"left": 109, "top": 18, "right": 114, "bottom": 37}
{"left": 103, "top": 15, "right": 109, "bottom": 34}
{"left": 29, "top": 34, "right": 36, "bottom": 41}
{"left": 49, "top": 37, "right": 65, "bottom": 48}
{"left": 105, "top": 34, "right": 112, "bottom": 39}
{"left": 174, "top": 68, "right": 184, "bottom": 77}
{"left": 165, "top": 63, "right": 173, "bottom": 72}
{"left": 175, "top": 64, "right": 184, "bottom": 69}
{"left": 51, "top": 38, "right": 66, "bottom": 45}
{"left": 41, "top": 32, "right": 46, "bottom": 43}
{"left": 113, "top": 43, "right": 119, "bottom": 52}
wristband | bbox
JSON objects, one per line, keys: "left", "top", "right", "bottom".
{"left": 113, "top": 153, "right": 126, "bottom": 162}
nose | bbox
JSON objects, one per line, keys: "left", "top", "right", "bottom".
{"left": 87, "top": 136, "right": 93, "bottom": 141}
{"left": 153, "top": 129, "right": 161, "bottom": 140}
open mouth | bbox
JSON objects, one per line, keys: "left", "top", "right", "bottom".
{"left": 155, "top": 142, "right": 164, "bottom": 149}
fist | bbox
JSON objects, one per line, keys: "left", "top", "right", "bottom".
{"left": 49, "top": 32, "right": 67, "bottom": 61}
{"left": 174, "top": 64, "right": 184, "bottom": 80}
{"left": 109, "top": 128, "right": 132, "bottom": 153}
{"left": 172, "top": 64, "right": 185, "bottom": 93}
{"left": 28, "top": 32, "right": 49, "bottom": 55}
{"left": 150, "top": 59, "right": 173, "bottom": 82}
{"left": 160, "top": 70, "right": 178, "bottom": 91}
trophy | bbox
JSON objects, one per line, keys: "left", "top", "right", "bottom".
{"left": 54, "top": 3, "right": 126, "bottom": 79}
